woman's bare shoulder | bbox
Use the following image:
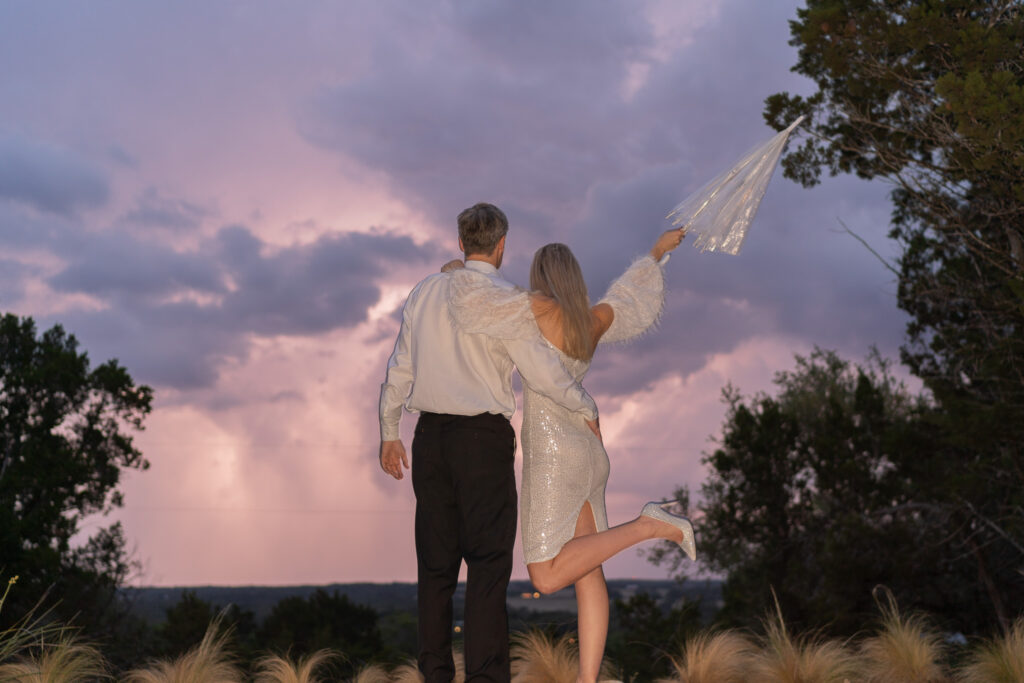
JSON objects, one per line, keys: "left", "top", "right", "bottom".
{"left": 591, "top": 302, "right": 615, "bottom": 343}
{"left": 530, "top": 294, "right": 567, "bottom": 350}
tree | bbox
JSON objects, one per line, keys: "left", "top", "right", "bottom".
{"left": 652, "top": 350, "right": 1008, "bottom": 634}
{"left": 157, "top": 590, "right": 257, "bottom": 662}
{"left": 258, "top": 589, "right": 384, "bottom": 678}
{"left": 763, "top": 0, "right": 1023, "bottom": 628}
{"left": 158, "top": 590, "right": 220, "bottom": 657}
{"left": 605, "top": 592, "right": 701, "bottom": 681}
{"left": 0, "top": 313, "right": 152, "bottom": 630}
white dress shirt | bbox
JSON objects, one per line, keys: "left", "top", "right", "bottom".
{"left": 379, "top": 260, "right": 598, "bottom": 441}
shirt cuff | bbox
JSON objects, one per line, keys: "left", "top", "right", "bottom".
{"left": 580, "top": 396, "right": 598, "bottom": 422}
{"left": 380, "top": 421, "right": 400, "bottom": 442}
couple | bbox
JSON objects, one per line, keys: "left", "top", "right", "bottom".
{"left": 378, "top": 203, "right": 695, "bottom": 683}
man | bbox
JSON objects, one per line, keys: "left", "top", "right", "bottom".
{"left": 379, "top": 203, "right": 599, "bottom": 682}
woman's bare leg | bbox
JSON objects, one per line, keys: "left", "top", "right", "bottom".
{"left": 527, "top": 509, "right": 680, "bottom": 595}
{"left": 571, "top": 503, "right": 609, "bottom": 683}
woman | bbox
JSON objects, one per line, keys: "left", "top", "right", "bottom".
{"left": 448, "top": 228, "right": 695, "bottom": 683}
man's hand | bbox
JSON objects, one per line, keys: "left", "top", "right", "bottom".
{"left": 380, "top": 440, "right": 410, "bottom": 480}
{"left": 585, "top": 417, "right": 603, "bottom": 443}
{"left": 441, "top": 259, "right": 465, "bottom": 273}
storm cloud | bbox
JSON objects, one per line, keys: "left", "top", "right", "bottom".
{"left": 1, "top": 206, "right": 441, "bottom": 388}
{"left": 0, "top": 134, "right": 109, "bottom": 216}
{"left": 300, "top": 0, "right": 905, "bottom": 398}
{"left": 0, "top": 0, "right": 911, "bottom": 585}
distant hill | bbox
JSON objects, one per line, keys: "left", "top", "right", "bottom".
{"left": 122, "top": 579, "right": 722, "bottom": 624}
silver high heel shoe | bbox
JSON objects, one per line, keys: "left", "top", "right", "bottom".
{"left": 641, "top": 501, "right": 697, "bottom": 561}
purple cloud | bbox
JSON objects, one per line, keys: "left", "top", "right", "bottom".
{"left": 302, "top": 0, "right": 909, "bottom": 399}
{"left": 121, "top": 188, "right": 209, "bottom": 233}
{"left": 9, "top": 217, "right": 443, "bottom": 388}
{"left": 0, "top": 134, "right": 109, "bottom": 216}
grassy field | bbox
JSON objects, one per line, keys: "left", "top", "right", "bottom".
{"left": 3, "top": 577, "right": 1023, "bottom": 682}
{"left": 2, "top": 612, "right": 1022, "bottom": 682}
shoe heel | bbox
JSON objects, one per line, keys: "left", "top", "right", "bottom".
{"left": 640, "top": 500, "right": 697, "bottom": 562}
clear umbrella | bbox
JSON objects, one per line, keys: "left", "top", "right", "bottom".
{"left": 667, "top": 116, "right": 805, "bottom": 255}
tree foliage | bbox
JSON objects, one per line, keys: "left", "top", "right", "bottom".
{"left": 156, "top": 590, "right": 257, "bottom": 663}
{"left": 653, "top": 349, "right": 1020, "bottom": 635}
{"left": 257, "top": 589, "right": 384, "bottom": 678}
{"left": 0, "top": 313, "right": 152, "bottom": 628}
{"left": 606, "top": 592, "right": 701, "bottom": 681}
{"left": 761, "top": 0, "right": 1023, "bottom": 629}
{"left": 765, "top": 0, "right": 1024, "bottom": 417}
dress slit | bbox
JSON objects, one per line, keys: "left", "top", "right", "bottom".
{"left": 575, "top": 500, "right": 600, "bottom": 537}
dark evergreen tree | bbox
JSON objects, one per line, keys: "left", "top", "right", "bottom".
{"left": 762, "top": 0, "right": 1024, "bottom": 629}
{"left": 154, "top": 590, "right": 257, "bottom": 665}
{"left": 605, "top": 592, "right": 701, "bottom": 681}
{"left": 159, "top": 590, "right": 217, "bottom": 657}
{"left": 258, "top": 589, "right": 384, "bottom": 678}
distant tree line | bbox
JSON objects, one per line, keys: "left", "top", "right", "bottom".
{"left": 148, "top": 588, "right": 704, "bottom": 681}
{"left": 138, "top": 588, "right": 385, "bottom": 679}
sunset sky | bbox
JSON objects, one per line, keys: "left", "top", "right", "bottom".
{"left": 0, "top": 1, "right": 906, "bottom": 586}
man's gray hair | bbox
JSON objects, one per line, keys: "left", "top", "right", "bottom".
{"left": 458, "top": 203, "right": 508, "bottom": 256}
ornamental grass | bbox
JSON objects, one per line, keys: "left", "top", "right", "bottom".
{"left": 509, "top": 630, "right": 617, "bottom": 683}
{"left": 858, "top": 591, "right": 948, "bottom": 683}
{"left": 957, "top": 618, "right": 1024, "bottom": 683}
{"left": 123, "top": 616, "right": 242, "bottom": 683}
{"left": 9, "top": 577, "right": 1024, "bottom": 683}
{"left": 348, "top": 662, "right": 391, "bottom": 683}
{"left": 660, "top": 630, "right": 757, "bottom": 683}
{"left": 748, "top": 604, "right": 859, "bottom": 683}
{"left": 0, "top": 637, "right": 108, "bottom": 682}
{"left": 254, "top": 650, "right": 337, "bottom": 683}
{"left": 388, "top": 651, "right": 464, "bottom": 683}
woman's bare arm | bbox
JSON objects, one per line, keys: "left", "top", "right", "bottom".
{"left": 590, "top": 228, "right": 684, "bottom": 346}
{"left": 590, "top": 303, "right": 614, "bottom": 347}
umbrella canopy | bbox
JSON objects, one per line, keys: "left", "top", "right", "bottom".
{"left": 668, "top": 116, "right": 805, "bottom": 255}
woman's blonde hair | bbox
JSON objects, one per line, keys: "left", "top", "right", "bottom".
{"left": 530, "top": 243, "right": 594, "bottom": 361}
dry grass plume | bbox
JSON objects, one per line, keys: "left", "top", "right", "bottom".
{"left": 749, "top": 603, "right": 858, "bottom": 683}
{"left": 957, "top": 618, "right": 1024, "bottom": 683}
{"left": 661, "top": 630, "right": 756, "bottom": 683}
{"left": 349, "top": 662, "right": 391, "bottom": 683}
{"left": 859, "top": 591, "right": 947, "bottom": 682}
{"left": 123, "top": 617, "right": 241, "bottom": 683}
{"left": 0, "top": 637, "right": 107, "bottom": 682}
{"left": 509, "top": 630, "right": 616, "bottom": 683}
{"left": 387, "top": 661, "right": 424, "bottom": 683}
{"left": 389, "top": 651, "right": 465, "bottom": 683}
{"left": 253, "top": 649, "right": 336, "bottom": 683}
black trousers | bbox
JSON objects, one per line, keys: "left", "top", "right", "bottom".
{"left": 412, "top": 411, "right": 517, "bottom": 683}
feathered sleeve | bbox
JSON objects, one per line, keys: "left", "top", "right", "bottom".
{"left": 597, "top": 255, "right": 666, "bottom": 344}
{"left": 447, "top": 268, "right": 539, "bottom": 341}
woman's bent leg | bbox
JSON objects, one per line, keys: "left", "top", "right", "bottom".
{"left": 528, "top": 512, "right": 667, "bottom": 594}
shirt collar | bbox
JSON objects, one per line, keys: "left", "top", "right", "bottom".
{"left": 465, "top": 259, "right": 498, "bottom": 275}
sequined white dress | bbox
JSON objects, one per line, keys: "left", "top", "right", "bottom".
{"left": 449, "top": 255, "right": 665, "bottom": 564}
